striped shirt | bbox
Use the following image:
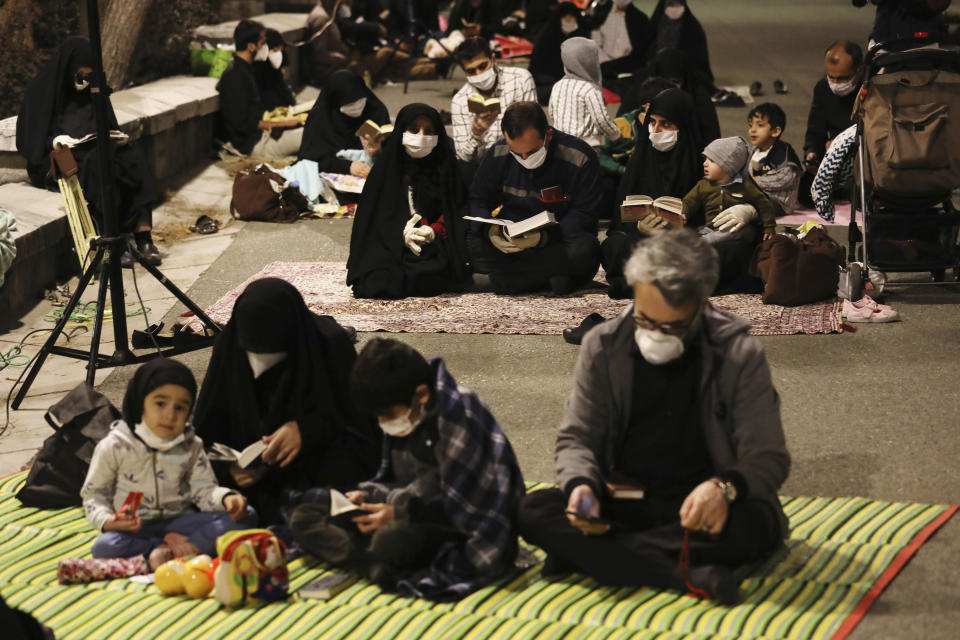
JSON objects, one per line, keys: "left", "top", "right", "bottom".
{"left": 548, "top": 77, "right": 621, "bottom": 148}
{"left": 451, "top": 65, "right": 537, "bottom": 163}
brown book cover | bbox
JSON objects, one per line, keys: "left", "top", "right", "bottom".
{"left": 354, "top": 120, "right": 394, "bottom": 139}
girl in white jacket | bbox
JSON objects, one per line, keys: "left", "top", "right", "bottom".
{"left": 81, "top": 359, "right": 251, "bottom": 569}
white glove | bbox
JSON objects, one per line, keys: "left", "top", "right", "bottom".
{"left": 412, "top": 225, "right": 435, "bottom": 244}
{"left": 488, "top": 225, "right": 524, "bottom": 254}
{"left": 403, "top": 214, "right": 424, "bottom": 255}
{"left": 52, "top": 135, "right": 81, "bottom": 149}
{"left": 636, "top": 213, "right": 669, "bottom": 235}
{"left": 712, "top": 204, "right": 757, "bottom": 232}
{"left": 508, "top": 230, "right": 542, "bottom": 249}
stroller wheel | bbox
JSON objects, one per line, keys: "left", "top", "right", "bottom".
{"left": 932, "top": 269, "right": 946, "bottom": 282}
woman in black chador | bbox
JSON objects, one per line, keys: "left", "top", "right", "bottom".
{"left": 16, "top": 37, "right": 162, "bottom": 265}
{"left": 346, "top": 103, "right": 471, "bottom": 299}
{"left": 193, "top": 278, "right": 382, "bottom": 525}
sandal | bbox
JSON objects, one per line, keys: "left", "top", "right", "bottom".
{"left": 189, "top": 215, "right": 220, "bottom": 235}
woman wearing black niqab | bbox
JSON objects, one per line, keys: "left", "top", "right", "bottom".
{"left": 602, "top": 88, "right": 704, "bottom": 297}
{"left": 646, "top": 0, "right": 715, "bottom": 88}
{"left": 15, "top": 37, "right": 162, "bottom": 262}
{"left": 529, "top": 3, "right": 590, "bottom": 105}
{"left": 193, "top": 278, "right": 382, "bottom": 525}
{"left": 297, "top": 69, "right": 390, "bottom": 176}
{"left": 346, "top": 103, "right": 471, "bottom": 299}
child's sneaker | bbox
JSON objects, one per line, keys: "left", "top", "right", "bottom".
{"left": 842, "top": 298, "right": 900, "bottom": 323}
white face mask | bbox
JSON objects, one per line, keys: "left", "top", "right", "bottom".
{"left": 828, "top": 76, "right": 859, "bottom": 96}
{"left": 664, "top": 4, "right": 686, "bottom": 20}
{"left": 634, "top": 327, "right": 685, "bottom": 365}
{"left": 338, "top": 4, "right": 352, "bottom": 18}
{"left": 74, "top": 79, "right": 90, "bottom": 92}
{"left": 467, "top": 66, "right": 497, "bottom": 91}
{"left": 379, "top": 409, "right": 416, "bottom": 437}
{"left": 340, "top": 97, "right": 367, "bottom": 118}
{"left": 246, "top": 351, "right": 288, "bottom": 379}
{"left": 648, "top": 126, "right": 679, "bottom": 152}
{"left": 254, "top": 43, "right": 269, "bottom": 61}
{"left": 134, "top": 421, "right": 185, "bottom": 452}
{"left": 268, "top": 50, "right": 283, "bottom": 69}
{"left": 560, "top": 19, "right": 579, "bottom": 34}
{"left": 402, "top": 132, "right": 439, "bottom": 158}
{"left": 614, "top": 0, "right": 633, "bottom": 9}
{"left": 511, "top": 141, "right": 548, "bottom": 170}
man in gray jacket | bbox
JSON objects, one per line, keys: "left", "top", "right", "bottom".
{"left": 518, "top": 229, "right": 790, "bottom": 604}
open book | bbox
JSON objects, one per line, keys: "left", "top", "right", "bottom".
{"left": 330, "top": 489, "right": 371, "bottom": 527}
{"left": 354, "top": 120, "right": 394, "bottom": 139}
{"left": 59, "top": 130, "right": 129, "bottom": 148}
{"left": 467, "top": 94, "right": 501, "bottom": 115}
{"left": 620, "top": 195, "right": 685, "bottom": 226}
{"left": 463, "top": 210, "right": 557, "bottom": 237}
{"left": 208, "top": 441, "right": 268, "bottom": 469}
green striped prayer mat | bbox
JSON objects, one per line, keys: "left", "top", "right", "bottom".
{"left": 0, "top": 474, "right": 953, "bottom": 640}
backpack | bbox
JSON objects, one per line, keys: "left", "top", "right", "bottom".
{"left": 214, "top": 529, "right": 289, "bottom": 607}
{"left": 750, "top": 228, "right": 845, "bottom": 306}
{"left": 16, "top": 383, "right": 118, "bottom": 509}
{"left": 855, "top": 50, "right": 960, "bottom": 199}
{"left": 230, "top": 165, "right": 309, "bottom": 223}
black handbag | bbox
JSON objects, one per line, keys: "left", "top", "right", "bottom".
{"left": 16, "top": 383, "right": 119, "bottom": 509}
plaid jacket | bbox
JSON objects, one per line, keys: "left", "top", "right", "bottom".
{"left": 373, "top": 358, "right": 525, "bottom": 601}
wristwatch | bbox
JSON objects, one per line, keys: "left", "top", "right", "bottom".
{"left": 712, "top": 478, "right": 738, "bottom": 503}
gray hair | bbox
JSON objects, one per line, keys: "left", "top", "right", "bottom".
{"left": 624, "top": 229, "right": 719, "bottom": 307}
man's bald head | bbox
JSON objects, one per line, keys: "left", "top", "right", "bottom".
{"left": 824, "top": 40, "right": 863, "bottom": 81}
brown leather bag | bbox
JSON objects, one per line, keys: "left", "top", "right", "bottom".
{"left": 751, "top": 228, "right": 845, "bottom": 306}
{"left": 230, "top": 165, "right": 308, "bottom": 223}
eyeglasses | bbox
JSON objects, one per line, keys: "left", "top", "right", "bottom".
{"left": 633, "top": 309, "right": 699, "bottom": 336}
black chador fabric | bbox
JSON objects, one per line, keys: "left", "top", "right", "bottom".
{"left": 636, "top": 48, "right": 720, "bottom": 142}
{"left": 16, "top": 36, "right": 159, "bottom": 232}
{"left": 193, "top": 278, "right": 382, "bottom": 524}
{"left": 447, "top": 0, "right": 502, "bottom": 39}
{"left": 346, "top": 104, "right": 470, "bottom": 299}
{"left": 614, "top": 88, "right": 703, "bottom": 229}
{"left": 529, "top": 3, "right": 590, "bottom": 102}
{"left": 298, "top": 69, "right": 389, "bottom": 173}
{"left": 646, "top": 0, "right": 714, "bottom": 86}
{"left": 122, "top": 359, "right": 197, "bottom": 426}
{"left": 253, "top": 29, "right": 296, "bottom": 111}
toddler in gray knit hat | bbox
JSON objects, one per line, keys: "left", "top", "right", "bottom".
{"left": 703, "top": 136, "right": 750, "bottom": 184}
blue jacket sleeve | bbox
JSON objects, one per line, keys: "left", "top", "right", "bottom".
{"left": 467, "top": 147, "right": 503, "bottom": 232}
{"left": 558, "top": 149, "right": 602, "bottom": 236}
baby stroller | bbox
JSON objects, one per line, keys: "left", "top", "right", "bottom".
{"left": 851, "top": 43, "right": 960, "bottom": 287}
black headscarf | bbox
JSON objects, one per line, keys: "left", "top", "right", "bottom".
{"left": 122, "top": 359, "right": 197, "bottom": 426}
{"left": 16, "top": 36, "right": 119, "bottom": 187}
{"left": 641, "top": 47, "right": 720, "bottom": 141}
{"left": 647, "top": 0, "right": 714, "bottom": 86}
{"left": 614, "top": 88, "right": 703, "bottom": 228}
{"left": 447, "top": 0, "right": 502, "bottom": 38}
{"left": 529, "top": 3, "right": 590, "bottom": 87}
{"left": 346, "top": 103, "right": 470, "bottom": 299}
{"left": 195, "top": 278, "right": 375, "bottom": 445}
{"left": 253, "top": 29, "right": 296, "bottom": 111}
{"left": 297, "top": 69, "right": 389, "bottom": 167}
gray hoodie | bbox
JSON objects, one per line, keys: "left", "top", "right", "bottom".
{"left": 81, "top": 421, "right": 233, "bottom": 532}
{"left": 556, "top": 303, "right": 791, "bottom": 536}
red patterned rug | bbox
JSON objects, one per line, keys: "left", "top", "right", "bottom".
{"left": 190, "top": 262, "right": 844, "bottom": 336}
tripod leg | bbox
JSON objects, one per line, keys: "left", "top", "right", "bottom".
{"left": 11, "top": 246, "right": 105, "bottom": 409}
{"left": 85, "top": 249, "right": 114, "bottom": 385}
{"left": 130, "top": 249, "right": 222, "bottom": 332}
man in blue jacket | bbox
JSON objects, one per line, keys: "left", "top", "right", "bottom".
{"left": 467, "top": 101, "right": 602, "bottom": 295}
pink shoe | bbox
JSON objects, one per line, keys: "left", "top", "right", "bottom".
{"left": 843, "top": 298, "right": 900, "bottom": 322}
